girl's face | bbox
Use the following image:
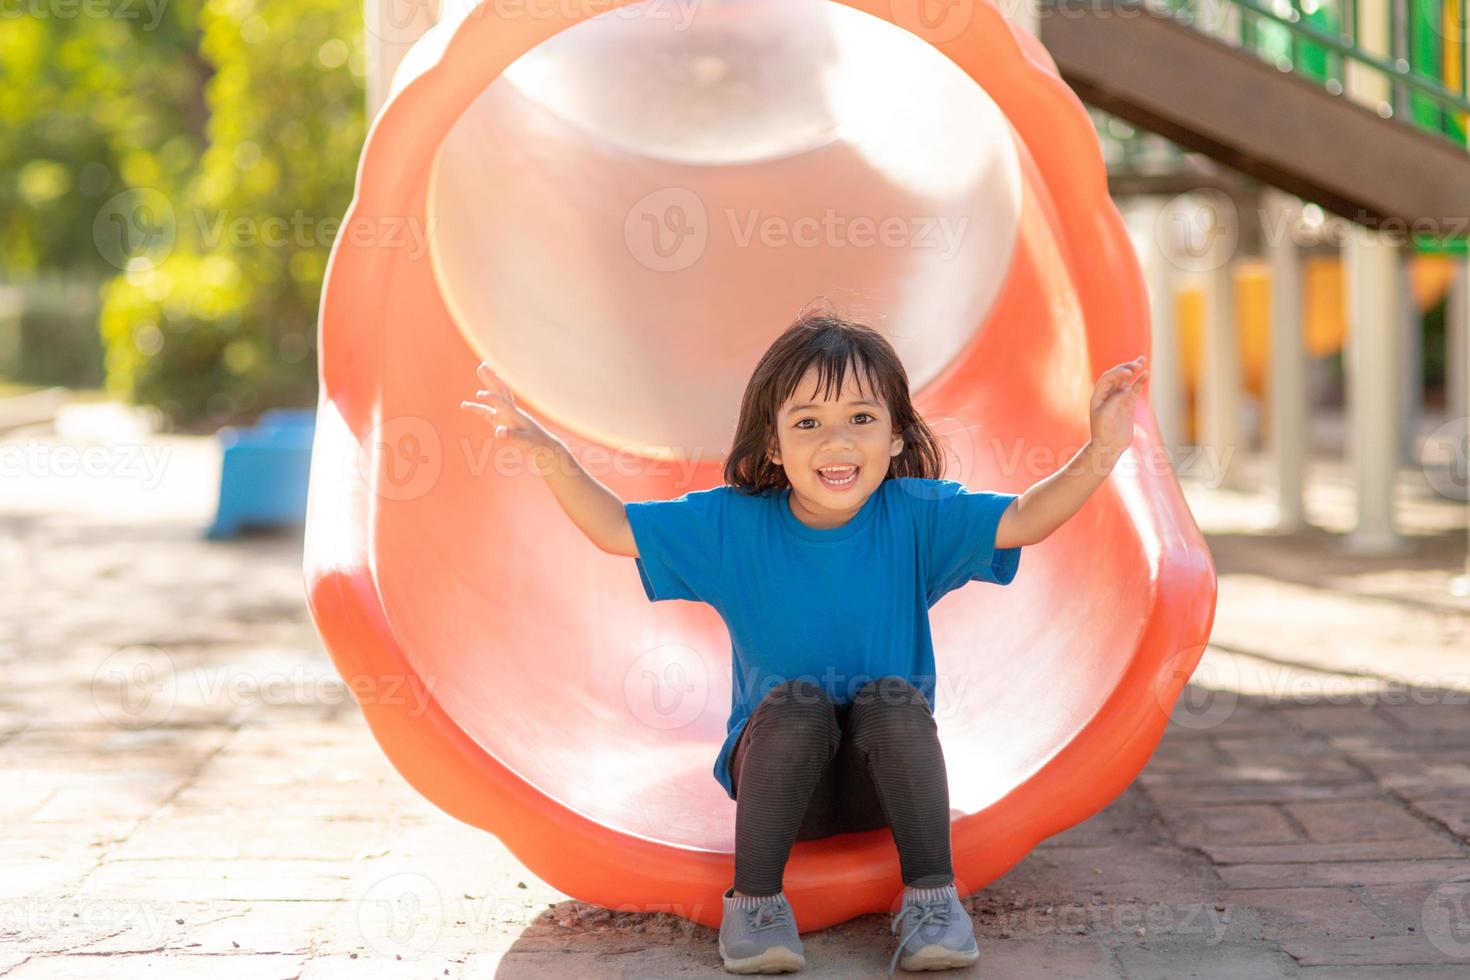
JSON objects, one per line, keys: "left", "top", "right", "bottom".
{"left": 769, "top": 364, "right": 904, "bottom": 527}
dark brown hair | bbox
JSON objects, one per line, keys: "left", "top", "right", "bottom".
{"left": 723, "top": 307, "right": 946, "bottom": 494}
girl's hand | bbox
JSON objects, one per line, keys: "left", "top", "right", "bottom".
{"left": 460, "top": 361, "right": 557, "bottom": 458}
{"left": 1089, "top": 355, "right": 1148, "bottom": 461}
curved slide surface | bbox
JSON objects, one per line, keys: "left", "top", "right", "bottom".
{"left": 304, "top": 0, "right": 1218, "bottom": 930}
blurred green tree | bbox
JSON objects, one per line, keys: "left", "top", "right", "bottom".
{"left": 0, "top": 0, "right": 363, "bottom": 427}
{"left": 0, "top": 2, "right": 212, "bottom": 387}
{"left": 100, "top": 0, "right": 365, "bottom": 429}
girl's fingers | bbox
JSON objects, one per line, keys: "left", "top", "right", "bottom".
{"left": 477, "top": 362, "right": 515, "bottom": 404}
{"left": 461, "top": 399, "right": 504, "bottom": 420}
{"left": 462, "top": 395, "right": 498, "bottom": 414}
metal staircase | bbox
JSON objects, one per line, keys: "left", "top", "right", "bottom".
{"left": 1039, "top": 0, "right": 1470, "bottom": 245}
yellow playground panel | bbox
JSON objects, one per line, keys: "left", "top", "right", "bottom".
{"left": 1175, "top": 253, "right": 1458, "bottom": 440}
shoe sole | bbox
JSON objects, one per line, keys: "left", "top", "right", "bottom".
{"left": 718, "top": 939, "right": 805, "bottom": 974}
{"left": 898, "top": 942, "right": 980, "bottom": 971}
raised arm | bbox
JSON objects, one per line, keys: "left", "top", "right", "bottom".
{"left": 996, "top": 355, "right": 1149, "bottom": 549}
{"left": 460, "top": 361, "right": 637, "bottom": 557}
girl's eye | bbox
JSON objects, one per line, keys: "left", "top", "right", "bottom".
{"left": 795, "top": 413, "right": 875, "bottom": 429}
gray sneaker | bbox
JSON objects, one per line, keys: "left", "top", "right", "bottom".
{"left": 719, "top": 886, "right": 806, "bottom": 974}
{"left": 888, "top": 883, "right": 979, "bottom": 974}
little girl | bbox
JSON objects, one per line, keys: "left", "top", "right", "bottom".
{"left": 462, "top": 310, "right": 1147, "bottom": 976}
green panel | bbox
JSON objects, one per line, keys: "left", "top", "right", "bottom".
{"left": 1412, "top": 233, "right": 1469, "bottom": 255}
{"left": 1409, "top": 0, "right": 1446, "bottom": 132}
{"left": 1296, "top": 0, "right": 1343, "bottom": 84}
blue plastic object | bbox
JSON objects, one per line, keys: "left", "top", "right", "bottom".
{"left": 205, "top": 407, "right": 316, "bottom": 539}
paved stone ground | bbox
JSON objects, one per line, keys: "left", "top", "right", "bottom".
{"left": 3, "top": 405, "right": 1469, "bottom": 978}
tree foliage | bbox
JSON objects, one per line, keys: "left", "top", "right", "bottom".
{"left": 3, "top": 0, "right": 365, "bottom": 429}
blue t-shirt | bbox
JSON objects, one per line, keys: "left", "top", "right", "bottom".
{"left": 624, "top": 476, "right": 1022, "bottom": 801}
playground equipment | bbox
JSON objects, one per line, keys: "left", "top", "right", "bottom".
{"left": 206, "top": 407, "right": 315, "bottom": 539}
{"left": 1168, "top": 251, "right": 1458, "bottom": 442}
{"left": 304, "top": 0, "right": 1217, "bottom": 930}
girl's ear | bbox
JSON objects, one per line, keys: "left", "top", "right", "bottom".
{"left": 890, "top": 433, "right": 904, "bottom": 459}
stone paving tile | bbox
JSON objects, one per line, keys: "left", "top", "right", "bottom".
{"left": 302, "top": 955, "right": 473, "bottom": 979}
{"left": 1143, "top": 780, "right": 1385, "bottom": 805}
{"left": 74, "top": 859, "right": 359, "bottom": 903}
{"left": 1213, "top": 733, "right": 1347, "bottom": 765}
{"left": 3, "top": 953, "right": 308, "bottom": 979}
{"left": 2, "top": 822, "right": 124, "bottom": 862}
{"left": 1273, "top": 703, "right": 1409, "bottom": 736}
{"left": 0, "top": 725, "right": 233, "bottom": 765}
{"left": 1200, "top": 840, "right": 1465, "bottom": 864}
{"left": 108, "top": 813, "right": 400, "bottom": 862}
{"left": 1162, "top": 699, "right": 1298, "bottom": 739}
{"left": 1111, "top": 939, "right": 1299, "bottom": 978}
{"left": 1349, "top": 877, "right": 1470, "bottom": 937}
{"left": 1279, "top": 933, "right": 1466, "bottom": 968}
{"left": 1220, "top": 886, "right": 1406, "bottom": 942}
{"left": 915, "top": 936, "right": 1120, "bottom": 978}
{"left": 1340, "top": 749, "right": 1470, "bottom": 802}
{"left": 1374, "top": 700, "right": 1470, "bottom": 734}
{"left": 0, "top": 860, "right": 98, "bottom": 902}
{"left": 1300, "top": 968, "right": 1470, "bottom": 979}
{"left": 8, "top": 899, "right": 329, "bottom": 957}
{"left": 1034, "top": 784, "right": 1169, "bottom": 849}
{"left": 1139, "top": 735, "right": 1233, "bottom": 771}
{"left": 1411, "top": 798, "right": 1470, "bottom": 837}
{"left": 1218, "top": 859, "right": 1470, "bottom": 890}
{"left": 988, "top": 844, "right": 1225, "bottom": 905}
{"left": 1158, "top": 803, "right": 1302, "bottom": 848}
{"left": 1284, "top": 799, "right": 1448, "bottom": 843}
{"left": 1140, "top": 756, "right": 1365, "bottom": 786}
{"left": 22, "top": 770, "right": 196, "bottom": 824}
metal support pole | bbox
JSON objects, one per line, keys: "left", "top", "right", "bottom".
{"left": 1453, "top": 253, "right": 1470, "bottom": 594}
{"left": 1201, "top": 216, "right": 1245, "bottom": 490}
{"left": 1131, "top": 196, "right": 1186, "bottom": 466}
{"left": 1342, "top": 224, "right": 1410, "bottom": 554}
{"left": 1265, "top": 189, "right": 1308, "bottom": 531}
{"left": 1398, "top": 250, "right": 1422, "bottom": 465}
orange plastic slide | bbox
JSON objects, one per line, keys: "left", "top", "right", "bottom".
{"left": 304, "top": 0, "right": 1217, "bottom": 931}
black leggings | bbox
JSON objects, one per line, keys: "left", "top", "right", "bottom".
{"left": 730, "top": 675, "right": 954, "bottom": 897}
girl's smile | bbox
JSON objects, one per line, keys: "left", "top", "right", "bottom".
{"left": 815, "top": 463, "right": 860, "bottom": 491}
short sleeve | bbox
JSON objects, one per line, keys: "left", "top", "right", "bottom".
{"left": 624, "top": 486, "right": 727, "bottom": 604}
{"left": 905, "top": 478, "right": 1022, "bottom": 602}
